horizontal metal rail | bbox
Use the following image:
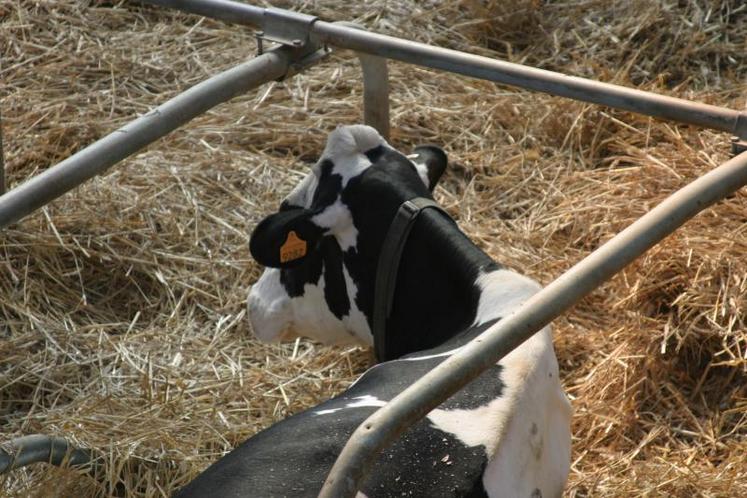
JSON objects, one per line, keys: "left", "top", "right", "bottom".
{"left": 142, "top": 0, "right": 747, "bottom": 140}
{"left": 0, "top": 45, "right": 319, "bottom": 228}
{"left": 0, "top": 434, "right": 93, "bottom": 473}
{"left": 143, "top": 0, "right": 264, "bottom": 26}
{"left": 319, "top": 150, "right": 747, "bottom": 497}
{"left": 312, "top": 22, "right": 747, "bottom": 139}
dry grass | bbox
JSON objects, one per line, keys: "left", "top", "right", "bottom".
{"left": 1, "top": 0, "right": 745, "bottom": 496}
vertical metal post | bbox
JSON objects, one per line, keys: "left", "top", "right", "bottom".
{"left": 334, "top": 22, "right": 390, "bottom": 141}
{"left": 358, "top": 53, "right": 390, "bottom": 141}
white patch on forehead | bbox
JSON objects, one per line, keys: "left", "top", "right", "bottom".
{"left": 333, "top": 154, "right": 374, "bottom": 188}
{"left": 284, "top": 125, "right": 389, "bottom": 250}
{"left": 323, "top": 125, "right": 386, "bottom": 159}
{"left": 316, "top": 125, "right": 388, "bottom": 187}
{"left": 473, "top": 269, "right": 542, "bottom": 326}
{"left": 284, "top": 125, "right": 385, "bottom": 210}
{"left": 284, "top": 172, "right": 318, "bottom": 208}
{"left": 311, "top": 199, "right": 359, "bottom": 251}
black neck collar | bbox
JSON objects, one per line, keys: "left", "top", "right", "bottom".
{"left": 372, "top": 197, "right": 453, "bottom": 362}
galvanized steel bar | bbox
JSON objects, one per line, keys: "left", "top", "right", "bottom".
{"left": 0, "top": 46, "right": 311, "bottom": 228}
{"left": 139, "top": 0, "right": 747, "bottom": 139}
{"left": 141, "top": 0, "right": 264, "bottom": 26}
{"left": 331, "top": 30, "right": 727, "bottom": 139}
{"left": 335, "top": 22, "right": 390, "bottom": 141}
{"left": 312, "top": 22, "right": 747, "bottom": 138}
{"left": 357, "top": 54, "right": 390, "bottom": 141}
{"left": 318, "top": 150, "right": 747, "bottom": 497}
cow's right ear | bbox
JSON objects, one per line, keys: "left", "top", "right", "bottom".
{"left": 250, "top": 209, "right": 324, "bottom": 268}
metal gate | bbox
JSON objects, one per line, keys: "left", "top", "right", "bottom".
{"left": 1, "top": 1, "right": 746, "bottom": 497}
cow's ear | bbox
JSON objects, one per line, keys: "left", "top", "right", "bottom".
{"left": 250, "top": 209, "right": 324, "bottom": 268}
{"left": 411, "top": 145, "right": 448, "bottom": 191}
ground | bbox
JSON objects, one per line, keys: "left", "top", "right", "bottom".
{"left": 1, "top": 1, "right": 746, "bottom": 496}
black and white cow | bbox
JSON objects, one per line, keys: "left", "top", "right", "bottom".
{"left": 176, "top": 125, "right": 571, "bottom": 497}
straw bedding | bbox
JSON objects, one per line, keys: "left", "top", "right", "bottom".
{"left": 1, "top": 0, "right": 745, "bottom": 496}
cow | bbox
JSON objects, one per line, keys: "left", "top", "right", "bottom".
{"left": 176, "top": 125, "right": 571, "bottom": 497}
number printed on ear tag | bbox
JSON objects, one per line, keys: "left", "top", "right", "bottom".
{"left": 280, "top": 231, "right": 307, "bottom": 263}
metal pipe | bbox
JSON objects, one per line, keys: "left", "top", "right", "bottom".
{"left": 318, "top": 150, "right": 747, "bottom": 497}
{"left": 0, "top": 46, "right": 307, "bottom": 228}
{"left": 0, "top": 435, "right": 93, "bottom": 473}
{"left": 140, "top": 0, "right": 264, "bottom": 27}
{"left": 357, "top": 53, "right": 390, "bottom": 141}
{"left": 142, "top": 0, "right": 746, "bottom": 139}
{"left": 335, "top": 22, "right": 390, "bottom": 141}
{"left": 311, "top": 21, "right": 747, "bottom": 139}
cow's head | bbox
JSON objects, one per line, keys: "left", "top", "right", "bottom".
{"left": 248, "top": 125, "right": 447, "bottom": 346}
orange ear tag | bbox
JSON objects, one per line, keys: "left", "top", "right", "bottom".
{"left": 279, "top": 231, "right": 308, "bottom": 263}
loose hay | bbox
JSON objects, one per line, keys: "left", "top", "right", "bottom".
{"left": 1, "top": 0, "right": 745, "bottom": 496}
